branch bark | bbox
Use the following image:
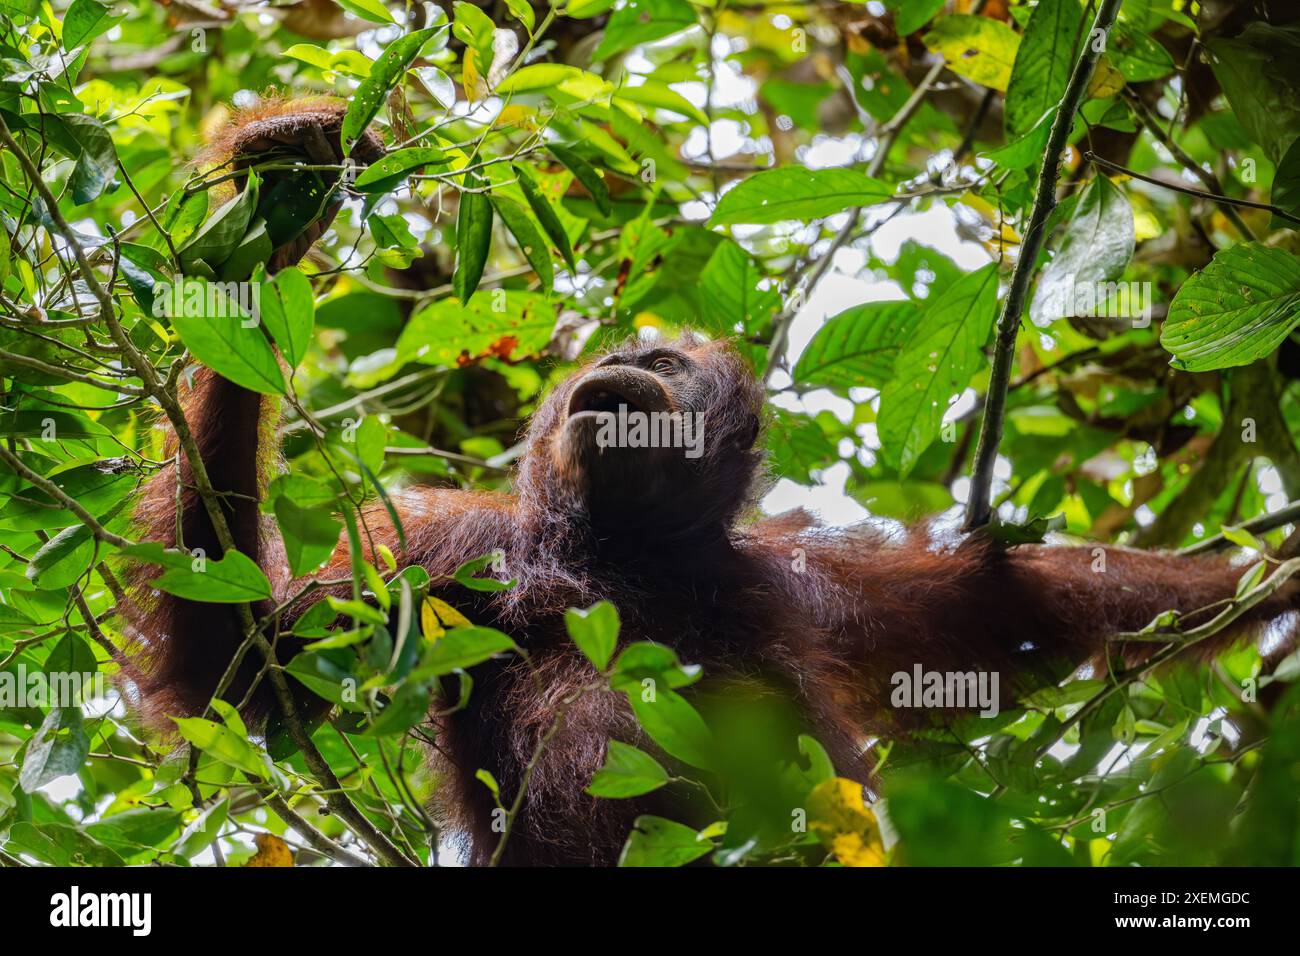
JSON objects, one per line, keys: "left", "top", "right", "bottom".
{"left": 964, "top": 0, "right": 1126, "bottom": 530}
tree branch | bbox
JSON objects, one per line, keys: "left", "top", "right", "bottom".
{"left": 964, "top": 0, "right": 1125, "bottom": 530}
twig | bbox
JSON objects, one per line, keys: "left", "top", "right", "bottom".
{"left": 964, "top": 0, "right": 1125, "bottom": 530}
{"left": 0, "top": 445, "right": 134, "bottom": 549}
{"left": 1086, "top": 151, "right": 1299, "bottom": 227}
{"left": 265, "top": 793, "right": 371, "bottom": 867}
{"left": 1179, "top": 501, "right": 1300, "bottom": 556}
{"left": 761, "top": 57, "right": 947, "bottom": 382}
{"left": 1121, "top": 90, "right": 1258, "bottom": 240}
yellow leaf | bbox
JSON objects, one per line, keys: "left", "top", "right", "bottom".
{"left": 495, "top": 104, "right": 539, "bottom": 131}
{"left": 807, "top": 777, "right": 887, "bottom": 867}
{"left": 463, "top": 48, "right": 487, "bottom": 102}
{"left": 1087, "top": 56, "right": 1125, "bottom": 99}
{"left": 245, "top": 833, "right": 294, "bottom": 867}
{"left": 421, "top": 596, "right": 472, "bottom": 642}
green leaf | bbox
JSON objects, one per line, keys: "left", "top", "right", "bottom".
{"left": 452, "top": 553, "right": 517, "bottom": 592}
{"left": 6, "top": 822, "right": 124, "bottom": 866}
{"left": 885, "top": 0, "right": 946, "bottom": 37}
{"left": 878, "top": 262, "right": 999, "bottom": 475}
{"left": 410, "top": 626, "right": 518, "bottom": 677}
{"left": 981, "top": 107, "right": 1056, "bottom": 170}
{"left": 178, "top": 174, "right": 260, "bottom": 274}
{"left": 565, "top": 601, "right": 620, "bottom": 670}
{"left": 1029, "top": 175, "right": 1134, "bottom": 326}
{"left": 504, "top": 0, "right": 535, "bottom": 32}
{"left": 122, "top": 545, "right": 273, "bottom": 603}
{"left": 627, "top": 687, "right": 714, "bottom": 770}
{"left": 62, "top": 0, "right": 125, "bottom": 50}
{"left": 547, "top": 143, "right": 612, "bottom": 216}
{"left": 0, "top": 464, "right": 131, "bottom": 531}
{"left": 592, "top": 0, "right": 697, "bottom": 61}
{"left": 1109, "top": 20, "right": 1174, "bottom": 82}
{"left": 1005, "top": 0, "right": 1081, "bottom": 137}
{"left": 352, "top": 147, "right": 448, "bottom": 194}
{"left": 609, "top": 642, "right": 702, "bottom": 692}
{"left": 490, "top": 194, "right": 554, "bottom": 293}
{"left": 275, "top": 497, "right": 342, "bottom": 577}
{"left": 168, "top": 286, "right": 286, "bottom": 396}
{"left": 19, "top": 707, "right": 88, "bottom": 792}
{"left": 453, "top": 172, "right": 494, "bottom": 302}
{"left": 1021, "top": 679, "right": 1106, "bottom": 710}
{"left": 172, "top": 716, "right": 270, "bottom": 779}
{"left": 1272, "top": 135, "right": 1300, "bottom": 223}
{"left": 335, "top": 0, "right": 396, "bottom": 24}
{"left": 710, "top": 167, "right": 893, "bottom": 226}
{"left": 175, "top": 798, "right": 230, "bottom": 858}
{"left": 495, "top": 64, "right": 613, "bottom": 99}
{"left": 923, "top": 14, "right": 1021, "bottom": 92}
{"left": 163, "top": 189, "right": 208, "bottom": 249}
{"left": 587, "top": 741, "right": 670, "bottom": 798}
{"left": 397, "top": 290, "right": 556, "bottom": 368}
{"left": 696, "top": 240, "right": 780, "bottom": 336}
{"left": 618, "top": 815, "right": 714, "bottom": 867}
{"left": 258, "top": 266, "right": 315, "bottom": 369}
{"left": 452, "top": 1, "right": 496, "bottom": 68}
{"left": 1160, "top": 244, "right": 1300, "bottom": 371}
{"left": 26, "top": 522, "right": 96, "bottom": 589}
{"left": 342, "top": 23, "right": 449, "bottom": 155}
{"left": 766, "top": 407, "right": 837, "bottom": 484}
{"left": 63, "top": 113, "right": 118, "bottom": 206}
{"left": 793, "top": 300, "right": 921, "bottom": 389}
{"left": 514, "top": 165, "right": 576, "bottom": 272}
{"left": 285, "top": 650, "right": 366, "bottom": 710}
{"left": 613, "top": 80, "right": 708, "bottom": 125}
{"left": 0, "top": 604, "right": 37, "bottom": 633}
{"left": 1207, "top": 24, "right": 1300, "bottom": 164}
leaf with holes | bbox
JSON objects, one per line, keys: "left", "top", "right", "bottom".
{"left": 923, "top": 14, "right": 1020, "bottom": 92}
{"left": 397, "top": 290, "right": 556, "bottom": 367}
{"left": 342, "top": 22, "right": 448, "bottom": 155}
{"left": 1160, "top": 244, "right": 1300, "bottom": 371}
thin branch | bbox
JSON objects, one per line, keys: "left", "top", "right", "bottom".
{"left": 1180, "top": 501, "right": 1300, "bottom": 556}
{"left": 1085, "top": 150, "right": 1300, "bottom": 227}
{"left": 964, "top": 0, "right": 1125, "bottom": 530}
{"left": 1122, "top": 89, "right": 1257, "bottom": 240}
{"left": 265, "top": 793, "right": 371, "bottom": 867}
{"left": 761, "top": 56, "right": 947, "bottom": 383}
{"left": 0, "top": 446, "right": 134, "bottom": 549}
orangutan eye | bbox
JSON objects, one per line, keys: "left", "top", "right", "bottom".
{"left": 650, "top": 356, "right": 678, "bottom": 375}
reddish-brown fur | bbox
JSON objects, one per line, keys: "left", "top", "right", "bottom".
{"left": 120, "top": 104, "right": 1300, "bottom": 866}
{"left": 123, "top": 335, "right": 1299, "bottom": 866}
